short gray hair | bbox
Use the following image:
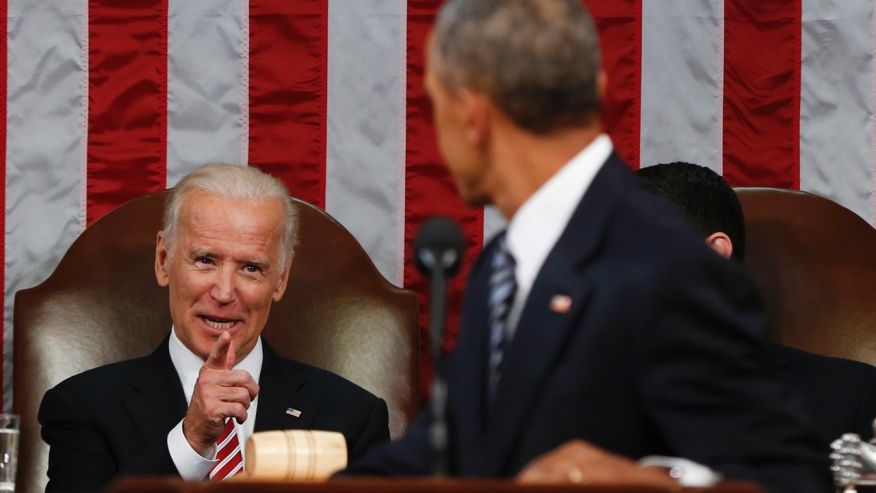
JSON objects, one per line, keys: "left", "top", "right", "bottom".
{"left": 432, "top": 0, "right": 601, "bottom": 134}
{"left": 163, "top": 163, "right": 299, "bottom": 265}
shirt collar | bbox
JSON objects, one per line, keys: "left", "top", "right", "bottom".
{"left": 506, "top": 134, "right": 612, "bottom": 295}
{"left": 168, "top": 327, "right": 264, "bottom": 404}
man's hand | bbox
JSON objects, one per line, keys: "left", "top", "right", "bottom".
{"left": 182, "top": 332, "right": 260, "bottom": 456}
{"left": 516, "top": 440, "right": 678, "bottom": 488}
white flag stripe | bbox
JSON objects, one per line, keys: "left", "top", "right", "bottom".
{"left": 166, "top": 0, "right": 247, "bottom": 186}
{"left": 325, "top": 0, "right": 406, "bottom": 286}
{"left": 800, "top": 0, "right": 874, "bottom": 223}
{"left": 5, "top": 0, "right": 89, "bottom": 410}
{"left": 873, "top": 0, "right": 876, "bottom": 224}
{"left": 639, "top": 0, "right": 725, "bottom": 173}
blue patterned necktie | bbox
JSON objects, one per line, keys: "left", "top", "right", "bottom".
{"left": 487, "top": 232, "right": 517, "bottom": 405}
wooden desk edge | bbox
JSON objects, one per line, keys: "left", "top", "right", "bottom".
{"left": 109, "top": 477, "right": 765, "bottom": 493}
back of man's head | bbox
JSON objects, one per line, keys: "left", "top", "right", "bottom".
{"left": 636, "top": 162, "right": 746, "bottom": 261}
{"left": 431, "top": 0, "right": 601, "bottom": 134}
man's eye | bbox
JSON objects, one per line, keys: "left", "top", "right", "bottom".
{"left": 244, "top": 264, "right": 261, "bottom": 274}
{"left": 195, "top": 257, "right": 214, "bottom": 266}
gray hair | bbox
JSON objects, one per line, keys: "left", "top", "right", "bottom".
{"left": 163, "top": 163, "right": 299, "bottom": 266}
{"left": 432, "top": 0, "right": 601, "bottom": 134}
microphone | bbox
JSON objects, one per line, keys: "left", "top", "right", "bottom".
{"left": 414, "top": 217, "right": 465, "bottom": 477}
{"left": 414, "top": 216, "right": 465, "bottom": 276}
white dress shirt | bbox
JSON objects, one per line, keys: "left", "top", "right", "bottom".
{"left": 166, "top": 328, "right": 263, "bottom": 480}
{"left": 500, "top": 135, "right": 717, "bottom": 486}
{"left": 504, "top": 133, "right": 612, "bottom": 337}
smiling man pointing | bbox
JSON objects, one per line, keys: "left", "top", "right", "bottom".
{"left": 39, "top": 163, "right": 389, "bottom": 492}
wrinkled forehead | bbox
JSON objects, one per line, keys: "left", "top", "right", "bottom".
{"left": 177, "top": 191, "right": 287, "bottom": 252}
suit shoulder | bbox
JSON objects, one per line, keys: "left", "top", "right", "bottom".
{"left": 46, "top": 355, "right": 151, "bottom": 396}
{"left": 776, "top": 344, "right": 876, "bottom": 382}
{"left": 281, "top": 358, "right": 382, "bottom": 405}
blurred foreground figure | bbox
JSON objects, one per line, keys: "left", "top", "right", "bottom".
{"left": 345, "top": 1, "right": 831, "bottom": 492}
{"left": 39, "top": 163, "right": 389, "bottom": 492}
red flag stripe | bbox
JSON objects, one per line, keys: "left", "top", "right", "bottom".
{"left": 586, "top": 0, "right": 643, "bottom": 169}
{"left": 723, "top": 0, "right": 802, "bottom": 188}
{"left": 249, "top": 0, "right": 328, "bottom": 208}
{"left": 404, "top": 0, "right": 485, "bottom": 401}
{"left": 86, "top": 0, "right": 168, "bottom": 225}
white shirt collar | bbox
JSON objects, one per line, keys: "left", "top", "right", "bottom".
{"left": 506, "top": 134, "right": 612, "bottom": 297}
{"left": 168, "top": 327, "right": 264, "bottom": 405}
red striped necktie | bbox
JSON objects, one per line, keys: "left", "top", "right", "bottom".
{"left": 209, "top": 419, "right": 244, "bottom": 480}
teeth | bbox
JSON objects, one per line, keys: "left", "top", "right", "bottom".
{"left": 203, "top": 317, "right": 234, "bottom": 330}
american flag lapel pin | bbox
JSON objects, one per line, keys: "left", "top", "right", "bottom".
{"left": 549, "top": 294, "right": 572, "bottom": 313}
{"left": 286, "top": 407, "right": 302, "bottom": 418}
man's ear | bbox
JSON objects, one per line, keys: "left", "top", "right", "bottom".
{"left": 459, "top": 88, "right": 491, "bottom": 147}
{"left": 597, "top": 69, "right": 607, "bottom": 100}
{"left": 705, "top": 232, "right": 734, "bottom": 260}
{"left": 272, "top": 258, "right": 292, "bottom": 302}
{"left": 155, "top": 231, "right": 170, "bottom": 287}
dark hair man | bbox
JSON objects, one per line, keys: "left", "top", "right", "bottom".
{"left": 39, "top": 164, "right": 390, "bottom": 492}
{"left": 638, "top": 161, "right": 876, "bottom": 447}
{"left": 345, "top": 1, "right": 830, "bottom": 492}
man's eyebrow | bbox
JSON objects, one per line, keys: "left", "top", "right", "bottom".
{"left": 189, "top": 248, "right": 214, "bottom": 258}
{"left": 243, "top": 259, "right": 271, "bottom": 269}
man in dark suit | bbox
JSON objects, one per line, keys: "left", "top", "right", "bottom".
{"left": 39, "top": 163, "right": 389, "bottom": 492}
{"left": 637, "top": 161, "right": 876, "bottom": 447}
{"left": 345, "top": 1, "right": 831, "bottom": 492}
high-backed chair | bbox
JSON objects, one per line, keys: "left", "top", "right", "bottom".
{"left": 13, "top": 190, "right": 419, "bottom": 493}
{"left": 736, "top": 187, "right": 876, "bottom": 366}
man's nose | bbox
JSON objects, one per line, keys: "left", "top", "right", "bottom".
{"left": 210, "top": 267, "right": 237, "bottom": 304}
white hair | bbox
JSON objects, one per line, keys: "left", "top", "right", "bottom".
{"left": 163, "top": 163, "right": 299, "bottom": 265}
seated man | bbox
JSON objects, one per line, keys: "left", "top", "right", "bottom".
{"left": 39, "top": 163, "right": 390, "bottom": 491}
{"left": 637, "top": 161, "right": 876, "bottom": 446}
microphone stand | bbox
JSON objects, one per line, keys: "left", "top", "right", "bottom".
{"left": 419, "top": 248, "right": 454, "bottom": 477}
{"left": 414, "top": 216, "right": 464, "bottom": 477}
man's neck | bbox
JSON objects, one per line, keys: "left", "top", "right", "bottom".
{"left": 490, "top": 122, "right": 603, "bottom": 220}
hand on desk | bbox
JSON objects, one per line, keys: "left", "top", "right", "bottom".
{"left": 516, "top": 440, "right": 679, "bottom": 488}
{"left": 183, "top": 332, "right": 260, "bottom": 455}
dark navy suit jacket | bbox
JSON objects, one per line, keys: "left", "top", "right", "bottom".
{"left": 774, "top": 344, "right": 876, "bottom": 446}
{"left": 39, "top": 338, "right": 389, "bottom": 492}
{"left": 346, "top": 155, "right": 831, "bottom": 493}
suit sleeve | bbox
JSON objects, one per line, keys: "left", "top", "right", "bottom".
{"left": 346, "top": 396, "right": 391, "bottom": 463}
{"left": 635, "top": 253, "right": 832, "bottom": 493}
{"left": 341, "top": 408, "right": 434, "bottom": 476}
{"left": 855, "top": 366, "right": 876, "bottom": 440}
{"left": 39, "top": 384, "right": 178, "bottom": 493}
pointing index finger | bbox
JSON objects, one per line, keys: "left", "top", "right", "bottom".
{"left": 206, "top": 331, "right": 235, "bottom": 370}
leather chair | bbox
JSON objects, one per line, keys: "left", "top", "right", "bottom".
{"left": 13, "top": 190, "right": 419, "bottom": 493}
{"left": 736, "top": 187, "right": 876, "bottom": 365}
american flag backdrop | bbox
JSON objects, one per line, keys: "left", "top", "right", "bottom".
{"left": 1, "top": 0, "right": 875, "bottom": 410}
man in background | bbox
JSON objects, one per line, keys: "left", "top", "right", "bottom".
{"left": 40, "top": 164, "right": 389, "bottom": 492}
{"left": 346, "top": 1, "right": 831, "bottom": 491}
{"left": 637, "top": 160, "right": 876, "bottom": 447}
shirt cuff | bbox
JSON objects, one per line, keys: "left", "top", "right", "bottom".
{"left": 167, "top": 419, "right": 217, "bottom": 480}
{"left": 638, "top": 455, "right": 722, "bottom": 487}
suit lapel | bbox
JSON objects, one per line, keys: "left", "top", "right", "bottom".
{"left": 124, "top": 338, "right": 188, "bottom": 445}
{"left": 451, "top": 248, "right": 493, "bottom": 473}
{"left": 483, "top": 155, "right": 629, "bottom": 474}
{"left": 254, "top": 343, "right": 320, "bottom": 432}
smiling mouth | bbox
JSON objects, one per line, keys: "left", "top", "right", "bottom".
{"left": 200, "top": 316, "right": 237, "bottom": 330}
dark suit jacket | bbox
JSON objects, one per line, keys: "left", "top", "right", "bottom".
{"left": 773, "top": 344, "right": 876, "bottom": 446}
{"left": 346, "top": 155, "right": 831, "bottom": 493}
{"left": 39, "top": 338, "right": 389, "bottom": 492}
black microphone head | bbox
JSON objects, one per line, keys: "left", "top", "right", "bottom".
{"left": 414, "top": 217, "right": 466, "bottom": 277}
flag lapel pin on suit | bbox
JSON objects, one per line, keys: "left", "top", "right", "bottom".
{"left": 550, "top": 294, "right": 572, "bottom": 313}
{"left": 286, "top": 408, "right": 302, "bottom": 418}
